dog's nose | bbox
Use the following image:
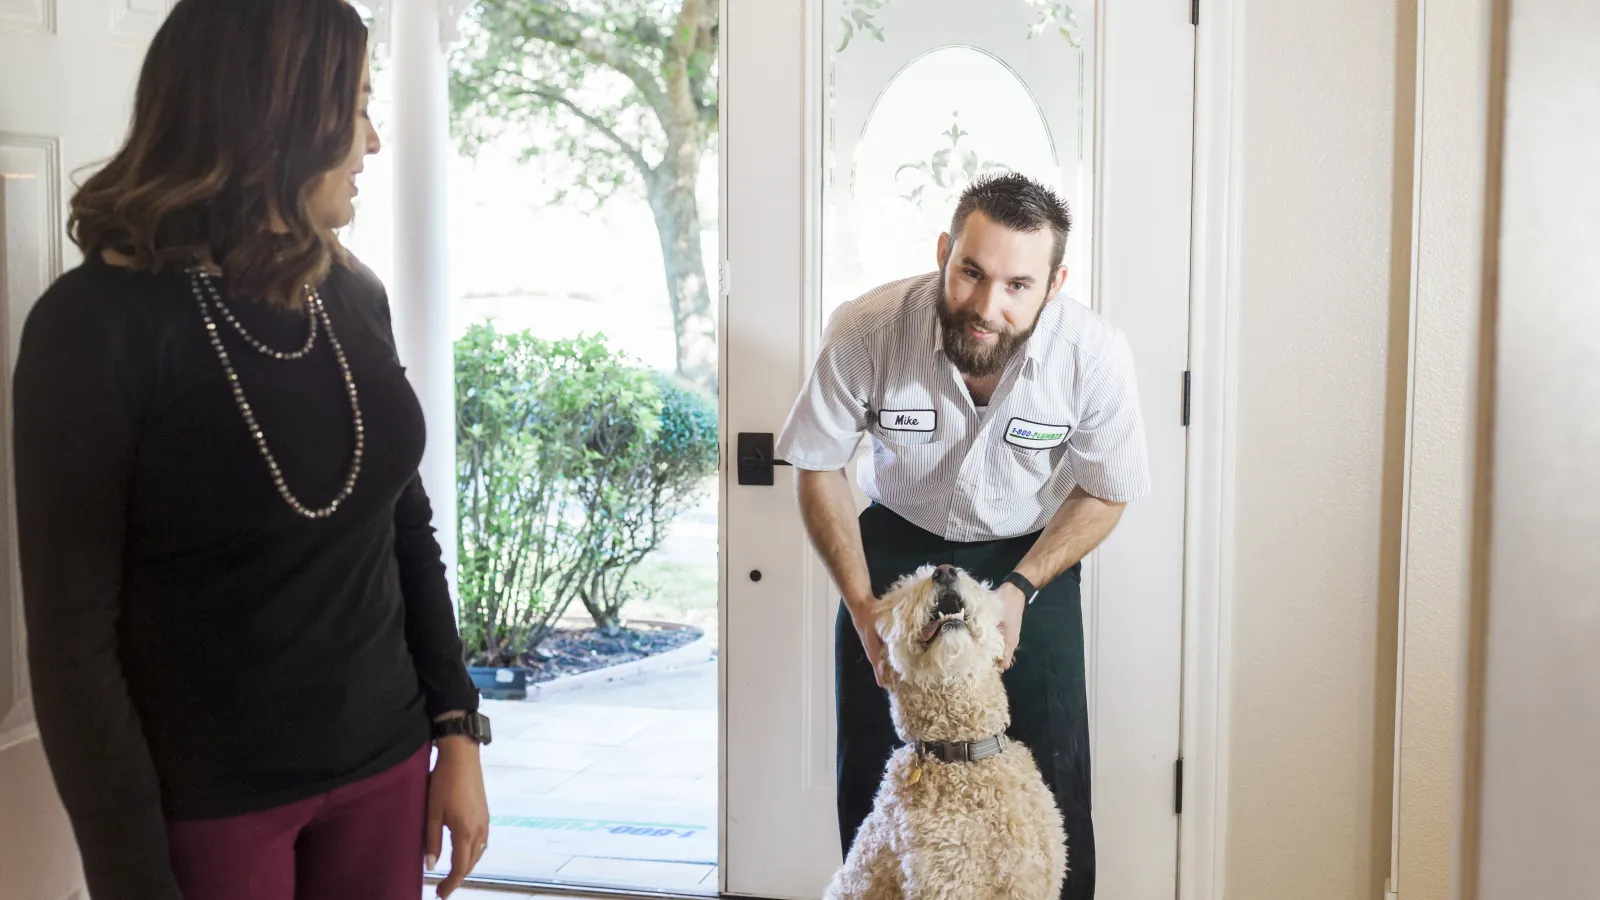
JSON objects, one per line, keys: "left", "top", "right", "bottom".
{"left": 933, "top": 565, "right": 958, "bottom": 586}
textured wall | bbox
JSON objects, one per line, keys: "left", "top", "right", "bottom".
{"left": 1474, "top": 0, "right": 1600, "bottom": 896}
{"left": 0, "top": 739, "right": 83, "bottom": 899}
{"left": 1395, "top": 0, "right": 1491, "bottom": 897}
{"left": 1226, "top": 0, "right": 1411, "bottom": 895}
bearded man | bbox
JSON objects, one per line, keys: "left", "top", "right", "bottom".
{"left": 776, "top": 173, "right": 1153, "bottom": 900}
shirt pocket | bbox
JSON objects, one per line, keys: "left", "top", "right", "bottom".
{"left": 871, "top": 431, "right": 954, "bottom": 486}
{"left": 998, "top": 440, "right": 1061, "bottom": 485}
{"left": 995, "top": 415, "right": 1073, "bottom": 486}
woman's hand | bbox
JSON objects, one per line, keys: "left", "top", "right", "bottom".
{"left": 425, "top": 735, "right": 490, "bottom": 898}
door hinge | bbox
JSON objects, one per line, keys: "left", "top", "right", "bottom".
{"left": 719, "top": 259, "right": 731, "bottom": 299}
{"left": 1177, "top": 755, "right": 1190, "bottom": 813}
{"left": 1181, "top": 370, "right": 1192, "bottom": 426}
{"left": 1191, "top": 0, "right": 1200, "bottom": 26}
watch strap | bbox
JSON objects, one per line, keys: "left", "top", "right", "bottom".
{"left": 1000, "top": 571, "right": 1042, "bottom": 605}
{"left": 432, "top": 712, "right": 492, "bottom": 745}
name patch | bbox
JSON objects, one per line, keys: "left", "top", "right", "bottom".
{"left": 878, "top": 409, "right": 937, "bottom": 433}
{"left": 1004, "top": 417, "right": 1071, "bottom": 450}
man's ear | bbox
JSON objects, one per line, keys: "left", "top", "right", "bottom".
{"left": 936, "top": 232, "right": 952, "bottom": 271}
{"left": 1050, "top": 264, "right": 1069, "bottom": 297}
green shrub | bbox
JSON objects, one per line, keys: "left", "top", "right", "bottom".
{"left": 454, "top": 323, "right": 718, "bottom": 665}
{"left": 571, "top": 372, "right": 719, "bottom": 635}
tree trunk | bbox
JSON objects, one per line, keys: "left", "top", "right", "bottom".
{"left": 580, "top": 587, "right": 626, "bottom": 638}
{"left": 646, "top": 156, "right": 717, "bottom": 393}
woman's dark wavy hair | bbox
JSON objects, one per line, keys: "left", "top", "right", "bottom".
{"left": 69, "top": 0, "right": 368, "bottom": 306}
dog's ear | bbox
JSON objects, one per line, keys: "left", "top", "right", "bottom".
{"left": 878, "top": 656, "right": 902, "bottom": 690}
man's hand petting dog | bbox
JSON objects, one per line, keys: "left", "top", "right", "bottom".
{"left": 997, "top": 581, "right": 1028, "bottom": 670}
{"left": 848, "top": 600, "right": 890, "bottom": 687}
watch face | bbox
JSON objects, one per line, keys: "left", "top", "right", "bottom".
{"left": 472, "top": 713, "right": 493, "bottom": 745}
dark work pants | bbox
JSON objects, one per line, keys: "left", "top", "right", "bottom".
{"left": 835, "top": 503, "right": 1094, "bottom": 900}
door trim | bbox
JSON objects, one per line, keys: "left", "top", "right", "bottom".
{"left": 717, "top": 0, "right": 1240, "bottom": 895}
{"left": 1180, "top": 0, "right": 1243, "bottom": 897}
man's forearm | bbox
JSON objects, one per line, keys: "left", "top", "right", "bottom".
{"left": 1012, "top": 486, "right": 1126, "bottom": 588}
{"left": 797, "top": 468, "right": 875, "bottom": 615}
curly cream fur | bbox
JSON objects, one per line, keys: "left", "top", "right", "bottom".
{"left": 824, "top": 566, "right": 1068, "bottom": 900}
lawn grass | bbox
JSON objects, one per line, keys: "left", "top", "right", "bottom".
{"left": 620, "top": 555, "right": 720, "bottom": 648}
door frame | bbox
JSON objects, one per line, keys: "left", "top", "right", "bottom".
{"left": 714, "top": 0, "right": 1246, "bottom": 897}
{"left": 1180, "top": 0, "right": 1243, "bottom": 898}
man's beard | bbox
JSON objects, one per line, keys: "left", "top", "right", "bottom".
{"left": 936, "top": 278, "right": 1039, "bottom": 378}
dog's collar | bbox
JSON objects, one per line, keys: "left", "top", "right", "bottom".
{"left": 914, "top": 734, "right": 1006, "bottom": 764}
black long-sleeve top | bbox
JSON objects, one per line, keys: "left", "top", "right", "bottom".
{"left": 12, "top": 256, "right": 478, "bottom": 900}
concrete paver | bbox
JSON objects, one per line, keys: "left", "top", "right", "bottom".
{"left": 467, "top": 660, "right": 718, "bottom": 894}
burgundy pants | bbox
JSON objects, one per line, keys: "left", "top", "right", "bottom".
{"left": 166, "top": 744, "right": 430, "bottom": 900}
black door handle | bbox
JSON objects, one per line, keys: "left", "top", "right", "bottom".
{"left": 737, "top": 432, "right": 792, "bottom": 486}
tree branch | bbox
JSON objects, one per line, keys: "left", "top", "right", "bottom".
{"left": 515, "top": 8, "right": 673, "bottom": 127}
{"left": 516, "top": 83, "right": 653, "bottom": 176}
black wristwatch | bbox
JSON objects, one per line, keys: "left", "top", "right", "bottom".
{"left": 999, "top": 571, "right": 1042, "bottom": 605}
{"left": 433, "top": 711, "right": 493, "bottom": 746}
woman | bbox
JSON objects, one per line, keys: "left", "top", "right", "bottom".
{"left": 13, "top": 1, "right": 489, "bottom": 898}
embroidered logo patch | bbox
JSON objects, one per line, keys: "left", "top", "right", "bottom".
{"left": 878, "top": 409, "right": 937, "bottom": 433}
{"left": 1004, "top": 417, "right": 1070, "bottom": 450}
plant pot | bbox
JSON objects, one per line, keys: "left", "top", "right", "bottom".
{"left": 468, "top": 665, "right": 534, "bottom": 701}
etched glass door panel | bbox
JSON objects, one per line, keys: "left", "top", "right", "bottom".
{"left": 822, "top": 0, "right": 1092, "bottom": 327}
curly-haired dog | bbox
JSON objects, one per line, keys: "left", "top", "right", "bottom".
{"left": 824, "top": 564, "right": 1067, "bottom": 900}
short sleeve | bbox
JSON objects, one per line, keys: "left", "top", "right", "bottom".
{"left": 775, "top": 317, "right": 874, "bottom": 471}
{"left": 1066, "top": 328, "right": 1152, "bottom": 502}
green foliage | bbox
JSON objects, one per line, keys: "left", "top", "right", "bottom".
{"left": 448, "top": 1, "right": 721, "bottom": 392}
{"left": 455, "top": 323, "right": 719, "bottom": 664}
{"left": 448, "top": 0, "right": 718, "bottom": 208}
{"left": 573, "top": 371, "right": 719, "bottom": 635}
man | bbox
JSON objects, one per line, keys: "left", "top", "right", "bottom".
{"left": 776, "top": 173, "right": 1151, "bottom": 900}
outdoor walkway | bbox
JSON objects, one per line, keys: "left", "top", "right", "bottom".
{"left": 464, "top": 661, "right": 719, "bottom": 894}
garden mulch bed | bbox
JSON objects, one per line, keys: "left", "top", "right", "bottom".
{"left": 530, "top": 622, "right": 704, "bottom": 683}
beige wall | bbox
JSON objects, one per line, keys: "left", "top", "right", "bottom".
{"left": 0, "top": 739, "right": 83, "bottom": 900}
{"left": 1224, "top": 0, "right": 1491, "bottom": 896}
{"left": 1395, "top": 0, "right": 1492, "bottom": 898}
{"left": 1470, "top": 0, "right": 1600, "bottom": 896}
{"left": 1226, "top": 0, "right": 1410, "bottom": 895}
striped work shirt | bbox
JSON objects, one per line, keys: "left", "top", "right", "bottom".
{"left": 777, "top": 273, "right": 1152, "bottom": 542}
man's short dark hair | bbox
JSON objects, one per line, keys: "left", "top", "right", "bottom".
{"left": 950, "top": 172, "right": 1074, "bottom": 270}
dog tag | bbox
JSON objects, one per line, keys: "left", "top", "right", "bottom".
{"left": 908, "top": 766, "right": 922, "bottom": 786}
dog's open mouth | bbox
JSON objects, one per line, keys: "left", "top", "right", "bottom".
{"left": 919, "top": 613, "right": 967, "bottom": 644}
{"left": 919, "top": 588, "right": 968, "bottom": 645}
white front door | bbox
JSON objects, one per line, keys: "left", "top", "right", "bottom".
{"left": 0, "top": 1, "right": 170, "bottom": 897}
{"left": 722, "top": 0, "right": 1196, "bottom": 897}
